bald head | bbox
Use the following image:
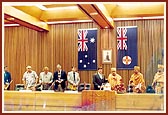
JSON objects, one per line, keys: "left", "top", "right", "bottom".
{"left": 111, "top": 67, "right": 116, "bottom": 76}
{"left": 134, "top": 66, "right": 140, "bottom": 74}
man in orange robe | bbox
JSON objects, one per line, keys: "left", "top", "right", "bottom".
{"left": 108, "top": 67, "right": 122, "bottom": 90}
{"left": 129, "top": 66, "right": 146, "bottom": 93}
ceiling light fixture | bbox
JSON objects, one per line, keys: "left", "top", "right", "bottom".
{"left": 44, "top": 6, "right": 79, "bottom": 11}
{"left": 47, "top": 20, "right": 93, "bottom": 24}
{"left": 36, "top": 5, "right": 47, "bottom": 10}
{"left": 4, "top": 24, "right": 20, "bottom": 27}
{"left": 6, "top": 17, "right": 15, "bottom": 21}
{"left": 90, "top": 12, "right": 98, "bottom": 15}
{"left": 113, "top": 16, "right": 164, "bottom": 21}
{"left": 115, "top": 2, "right": 164, "bottom": 6}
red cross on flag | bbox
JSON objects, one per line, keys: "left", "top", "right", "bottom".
{"left": 122, "top": 56, "right": 132, "bottom": 65}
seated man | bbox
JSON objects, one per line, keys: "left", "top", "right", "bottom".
{"left": 129, "top": 66, "right": 146, "bottom": 93}
{"left": 39, "top": 66, "right": 53, "bottom": 90}
{"left": 108, "top": 67, "right": 122, "bottom": 90}
{"left": 67, "top": 66, "right": 80, "bottom": 91}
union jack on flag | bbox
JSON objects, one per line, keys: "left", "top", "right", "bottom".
{"left": 117, "top": 28, "right": 128, "bottom": 50}
{"left": 78, "top": 30, "right": 88, "bottom": 51}
{"left": 78, "top": 29, "right": 97, "bottom": 70}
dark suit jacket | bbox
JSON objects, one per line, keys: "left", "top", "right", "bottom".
{"left": 93, "top": 73, "right": 106, "bottom": 90}
{"left": 53, "top": 70, "right": 67, "bottom": 90}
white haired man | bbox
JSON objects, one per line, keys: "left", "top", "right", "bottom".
{"left": 22, "top": 66, "right": 38, "bottom": 91}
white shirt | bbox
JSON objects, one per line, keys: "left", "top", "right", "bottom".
{"left": 22, "top": 71, "right": 38, "bottom": 87}
{"left": 98, "top": 72, "right": 103, "bottom": 79}
{"left": 39, "top": 72, "right": 53, "bottom": 83}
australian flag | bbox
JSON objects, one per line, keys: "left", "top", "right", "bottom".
{"left": 78, "top": 29, "right": 97, "bottom": 70}
{"left": 117, "top": 26, "right": 137, "bottom": 69}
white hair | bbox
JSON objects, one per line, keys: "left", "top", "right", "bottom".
{"left": 26, "top": 65, "right": 32, "bottom": 69}
{"left": 57, "top": 64, "right": 61, "bottom": 69}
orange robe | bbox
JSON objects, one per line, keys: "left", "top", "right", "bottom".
{"left": 129, "top": 72, "right": 146, "bottom": 93}
{"left": 108, "top": 73, "right": 122, "bottom": 89}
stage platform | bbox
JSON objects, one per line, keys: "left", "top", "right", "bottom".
{"left": 3, "top": 90, "right": 164, "bottom": 112}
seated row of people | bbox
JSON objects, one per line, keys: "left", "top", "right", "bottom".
{"left": 4, "top": 64, "right": 164, "bottom": 93}
{"left": 22, "top": 64, "right": 80, "bottom": 91}
{"left": 93, "top": 65, "right": 164, "bottom": 93}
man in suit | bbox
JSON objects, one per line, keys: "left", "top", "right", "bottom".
{"left": 53, "top": 64, "right": 67, "bottom": 92}
{"left": 93, "top": 67, "right": 106, "bottom": 90}
{"left": 67, "top": 66, "right": 80, "bottom": 91}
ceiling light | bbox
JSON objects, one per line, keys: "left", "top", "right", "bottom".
{"left": 36, "top": 5, "right": 47, "bottom": 10}
{"left": 113, "top": 16, "right": 164, "bottom": 21}
{"left": 44, "top": 6, "right": 78, "bottom": 11}
{"left": 90, "top": 12, "right": 98, "bottom": 15}
{"left": 6, "top": 17, "right": 15, "bottom": 21}
{"left": 4, "top": 24, "right": 20, "bottom": 27}
{"left": 47, "top": 20, "right": 93, "bottom": 24}
{"left": 108, "top": 17, "right": 113, "bottom": 22}
{"left": 115, "top": 2, "right": 164, "bottom": 6}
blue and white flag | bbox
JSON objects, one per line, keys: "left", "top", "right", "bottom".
{"left": 78, "top": 29, "right": 97, "bottom": 70}
{"left": 117, "top": 26, "right": 138, "bottom": 69}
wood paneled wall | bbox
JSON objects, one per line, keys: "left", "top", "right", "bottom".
{"left": 4, "top": 19, "right": 164, "bottom": 90}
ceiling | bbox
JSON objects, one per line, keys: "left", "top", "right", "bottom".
{"left": 3, "top": 2, "right": 165, "bottom": 31}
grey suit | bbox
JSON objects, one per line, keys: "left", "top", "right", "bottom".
{"left": 67, "top": 71, "right": 80, "bottom": 89}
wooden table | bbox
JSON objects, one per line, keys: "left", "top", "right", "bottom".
{"left": 3, "top": 90, "right": 164, "bottom": 112}
{"left": 115, "top": 93, "right": 164, "bottom": 111}
{"left": 4, "top": 90, "right": 82, "bottom": 111}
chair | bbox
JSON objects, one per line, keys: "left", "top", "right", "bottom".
{"left": 15, "top": 84, "right": 24, "bottom": 91}
{"left": 78, "top": 83, "right": 91, "bottom": 92}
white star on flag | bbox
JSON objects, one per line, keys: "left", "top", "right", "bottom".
{"left": 83, "top": 65, "right": 86, "bottom": 68}
{"left": 90, "top": 38, "right": 95, "bottom": 43}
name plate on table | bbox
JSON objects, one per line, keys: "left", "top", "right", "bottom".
{"left": 41, "top": 90, "right": 55, "bottom": 92}
{"left": 19, "top": 90, "right": 32, "bottom": 92}
{"left": 64, "top": 90, "right": 78, "bottom": 93}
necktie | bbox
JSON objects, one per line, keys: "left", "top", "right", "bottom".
{"left": 73, "top": 72, "right": 76, "bottom": 82}
{"left": 58, "top": 71, "right": 61, "bottom": 80}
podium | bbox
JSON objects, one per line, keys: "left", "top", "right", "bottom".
{"left": 82, "top": 90, "right": 116, "bottom": 111}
